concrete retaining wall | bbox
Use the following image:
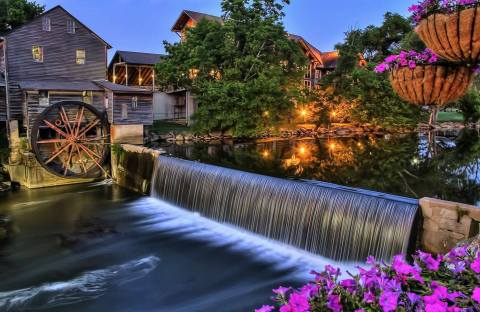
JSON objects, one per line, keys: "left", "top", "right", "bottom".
{"left": 111, "top": 144, "right": 165, "bottom": 194}
{"left": 420, "top": 198, "right": 480, "bottom": 254}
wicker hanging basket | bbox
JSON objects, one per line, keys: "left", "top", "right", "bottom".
{"left": 389, "top": 65, "right": 474, "bottom": 106}
{"left": 416, "top": 6, "right": 480, "bottom": 63}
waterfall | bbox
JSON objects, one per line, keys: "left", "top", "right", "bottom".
{"left": 151, "top": 156, "right": 419, "bottom": 262}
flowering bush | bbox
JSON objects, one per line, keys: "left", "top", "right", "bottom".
{"left": 374, "top": 49, "right": 439, "bottom": 73}
{"left": 409, "top": 0, "right": 480, "bottom": 25}
{"left": 256, "top": 245, "right": 480, "bottom": 312}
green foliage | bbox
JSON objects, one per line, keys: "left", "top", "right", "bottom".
{"left": 320, "top": 13, "right": 426, "bottom": 129}
{"left": 155, "top": 0, "right": 306, "bottom": 136}
{"left": 457, "top": 89, "right": 480, "bottom": 123}
{"left": 0, "top": 0, "right": 44, "bottom": 33}
{"left": 148, "top": 121, "right": 190, "bottom": 135}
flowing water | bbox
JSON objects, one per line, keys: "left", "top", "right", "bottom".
{"left": 152, "top": 157, "right": 419, "bottom": 262}
{"left": 0, "top": 183, "right": 347, "bottom": 312}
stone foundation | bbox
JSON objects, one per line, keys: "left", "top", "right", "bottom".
{"left": 111, "top": 144, "right": 165, "bottom": 194}
{"left": 111, "top": 125, "right": 144, "bottom": 145}
{"left": 6, "top": 152, "right": 98, "bottom": 188}
{"left": 420, "top": 198, "right": 480, "bottom": 254}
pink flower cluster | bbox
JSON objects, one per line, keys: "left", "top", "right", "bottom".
{"left": 374, "top": 49, "right": 439, "bottom": 73}
{"left": 409, "top": 0, "right": 480, "bottom": 25}
{"left": 256, "top": 246, "right": 480, "bottom": 312}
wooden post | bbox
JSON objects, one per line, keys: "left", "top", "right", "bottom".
{"left": 152, "top": 68, "right": 155, "bottom": 91}
{"left": 125, "top": 64, "right": 128, "bottom": 86}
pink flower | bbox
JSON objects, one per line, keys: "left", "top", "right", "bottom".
{"left": 471, "top": 257, "right": 480, "bottom": 273}
{"left": 327, "top": 294, "right": 342, "bottom": 312}
{"left": 417, "top": 251, "right": 442, "bottom": 271}
{"left": 273, "top": 286, "right": 291, "bottom": 296}
{"left": 379, "top": 291, "right": 399, "bottom": 312}
{"left": 473, "top": 287, "right": 480, "bottom": 304}
{"left": 255, "top": 305, "right": 275, "bottom": 312}
{"left": 281, "top": 293, "right": 310, "bottom": 312}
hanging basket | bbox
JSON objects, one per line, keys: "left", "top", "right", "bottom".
{"left": 389, "top": 65, "right": 474, "bottom": 106}
{"left": 416, "top": 6, "right": 480, "bottom": 63}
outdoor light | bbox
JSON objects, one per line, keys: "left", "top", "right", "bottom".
{"left": 331, "top": 111, "right": 337, "bottom": 118}
{"left": 329, "top": 143, "right": 336, "bottom": 150}
{"left": 261, "top": 150, "right": 270, "bottom": 158}
{"left": 300, "top": 109, "right": 308, "bottom": 116}
{"left": 263, "top": 111, "right": 269, "bottom": 117}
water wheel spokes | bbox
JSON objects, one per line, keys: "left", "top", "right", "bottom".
{"left": 31, "top": 101, "right": 110, "bottom": 179}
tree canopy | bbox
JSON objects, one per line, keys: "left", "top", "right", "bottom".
{"left": 319, "top": 13, "right": 426, "bottom": 129}
{"left": 156, "top": 0, "right": 306, "bottom": 136}
{"left": 0, "top": 0, "right": 44, "bottom": 33}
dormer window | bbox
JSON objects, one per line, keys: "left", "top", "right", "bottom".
{"left": 67, "top": 19, "right": 76, "bottom": 34}
{"left": 32, "top": 46, "right": 44, "bottom": 63}
{"left": 76, "top": 49, "right": 85, "bottom": 64}
{"left": 42, "top": 17, "right": 51, "bottom": 31}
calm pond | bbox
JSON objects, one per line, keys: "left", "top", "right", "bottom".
{"left": 161, "top": 130, "right": 480, "bottom": 206}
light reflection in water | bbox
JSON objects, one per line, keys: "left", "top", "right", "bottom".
{"left": 161, "top": 130, "right": 480, "bottom": 205}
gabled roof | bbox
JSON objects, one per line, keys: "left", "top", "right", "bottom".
{"left": 288, "top": 34, "right": 324, "bottom": 66}
{"left": 289, "top": 34, "right": 340, "bottom": 69}
{"left": 321, "top": 51, "right": 340, "bottom": 69}
{"left": 93, "top": 80, "right": 152, "bottom": 94}
{"left": 172, "top": 10, "right": 223, "bottom": 32}
{"left": 3, "top": 5, "right": 112, "bottom": 49}
{"left": 113, "top": 51, "right": 165, "bottom": 66}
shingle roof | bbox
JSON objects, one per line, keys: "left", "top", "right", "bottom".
{"left": 289, "top": 34, "right": 340, "bottom": 69}
{"left": 93, "top": 80, "right": 152, "bottom": 94}
{"left": 116, "top": 51, "right": 165, "bottom": 65}
{"left": 18, "top": 80, "right": 103, "bottom": 91}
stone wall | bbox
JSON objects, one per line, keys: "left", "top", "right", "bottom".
{"left": 111, "top": 144, "right": 165, "bottom": 194}
{"left": 420, "top": 198, "right": 480, "bottom": 254}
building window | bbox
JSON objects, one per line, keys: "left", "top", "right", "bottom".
{"left": 304, "top": 64, "right": 312, "bottom": 79}
{"left": 39, "top": 91, "right": 49, "bottom": 107}
{"left": 42, "top": 17, "right": 51, "bottom": 31}
{"left": 32, "top": 46, "right": 44, "bottom": 63}
{"left": 76, "top": 49, "right": 86, "bottom": 65}
{"left": 121, "top": 103, "right": 128, "bottom": 119}
{"left": 132, "top": 96, "right": 138, "bottom": 110}
{"left": 304, "top": 80, "right": 311, "bottom": 88}
{"left": 82, "top": 91, "right": 92, "bottom": 104}
{"left": 67, "top": 19, "right": 76, "bottom": 34}
{"left": 315, "top": 69, "right": 321, "bottom": 79}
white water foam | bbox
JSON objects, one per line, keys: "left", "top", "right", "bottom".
{"left": 0, "top": 256, "right": 160, "bottom": 311}
{"left": 131, "top": 197, "right": 358, "bottom": 279}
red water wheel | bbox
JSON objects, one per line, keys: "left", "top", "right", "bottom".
{"left": 31, "top": 101, "right": 110, "bottom": 179}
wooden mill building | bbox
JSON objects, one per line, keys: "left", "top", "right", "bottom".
{"left": 0, "top": 5, "right": 153, "bottom": 188}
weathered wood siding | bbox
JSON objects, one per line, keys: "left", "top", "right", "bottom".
{"left": 25, "top": 91, "right": 105, "bottom": 132}
{"left": 5, "top": 7, "right": 108, "bottom": 83}
{"left": 0, "top": 87, "right": 6, "bottom": 121}
{"left": 112, "top": 94, "right": 153, "bottom": 125}
{"left": 5, "top": 7, "right": 108, "bottom": 122}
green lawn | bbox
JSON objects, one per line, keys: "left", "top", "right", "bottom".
{"left": 148, "top": 121, "right": 191, "bottom": 134}
{"left": 437, "top": 111, "right": 464, "bottom": 123}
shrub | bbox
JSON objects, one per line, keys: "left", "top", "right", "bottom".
{"left": 457, "top": 90, "right": 480, "bottom": 124}
{"left": 256, "top": 245, "right": 480, "bottom": 312}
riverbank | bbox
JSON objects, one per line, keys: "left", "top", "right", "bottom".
{"left": 147, "top": 121, "right": 479, "bottom": 144}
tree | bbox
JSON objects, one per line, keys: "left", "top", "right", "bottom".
{"left": 0, "top": 0, "right": 44, "bottom": 33}
{"left": 457, "top": 89, "right": 480, "bottom": 124}
{"left": 156, "top": 0, "right": 306, "bottom": 136}
{"left": 319, "top": 13, "right": 426, "bottom": 129}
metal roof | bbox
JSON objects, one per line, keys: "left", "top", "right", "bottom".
{"left": 18, "top": 80, "right": 103, "bottom": 91}
{"left": 115, "top": 51, "right": 165, "bottom": 65}
{"left": 93, "top": 80, "right": 152, "bottom": 94}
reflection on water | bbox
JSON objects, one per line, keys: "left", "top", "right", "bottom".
{"left": 162, "top": 130, "right": 480, "bottom": 205}
{"left": 0, "top": 183, "right": 341, "bottom": 312}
